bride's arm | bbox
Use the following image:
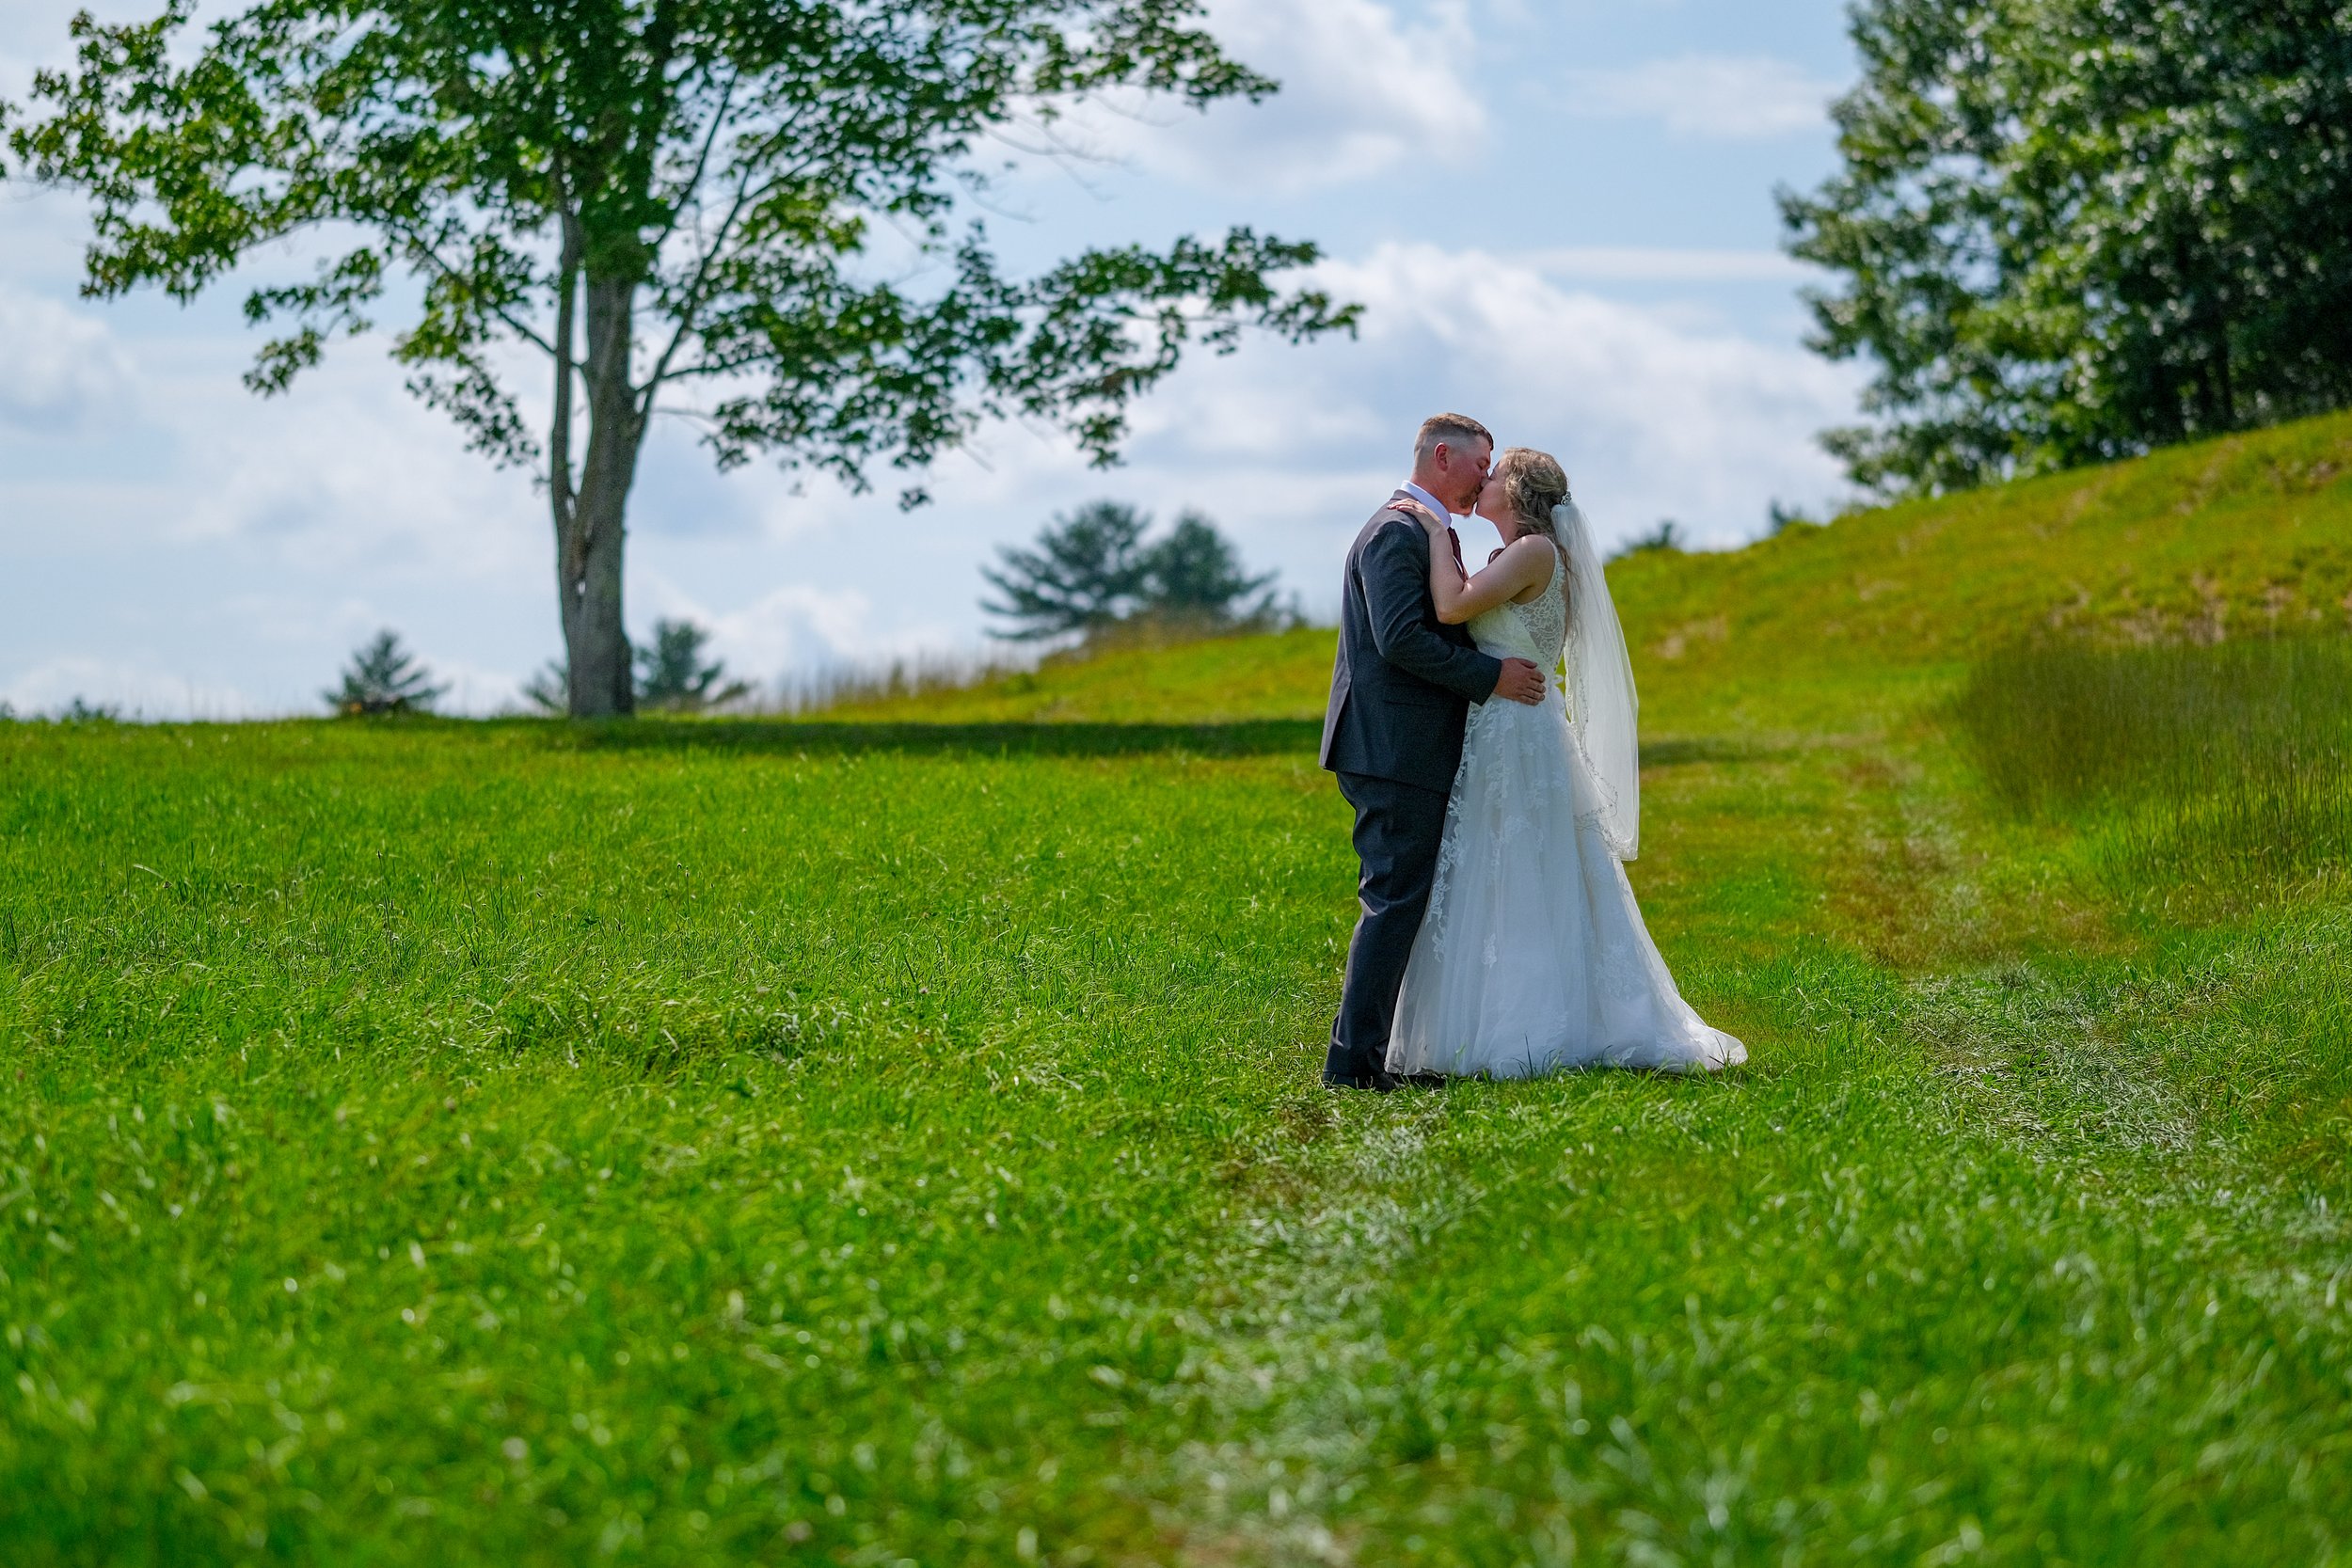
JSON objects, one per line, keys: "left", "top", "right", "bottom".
{"left": 1402, "top": 503, "right": 1555, "bottom": 624}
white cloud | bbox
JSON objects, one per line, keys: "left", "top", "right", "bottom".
{"left": 1, "top": 239, "right": 1864, "bottom": 708}
{"left": 1565, "top": 55, "right": 1839, "bottom": 140}
{"left": 422, "top": 657, "right": 535, "bottom": 716}
{"left": 1, "top": 0, "right": 1867, "bottom": 703}
{"left": 151, "top": 340, "right": 546, "bottom": 583}
{"left": 0, "top": 285, "right": 135, "bottom": 434}
{"left": 1020, "top": 0, "right": 1483, "bottom": 193}
{"left": 1006, "top": 241, "right": 1866, "bottom": 557}
{"left": 1299, "top": 244, "right": 1860, "bottom": 547}
{"left": 638, "top": 574, "right": 958, "bottom": 683}
{"left": 1526, "top": 246, "right": 1816, "bottom": 284}
{"left": 1, "top": 655, "right": 264, "bottom": 721}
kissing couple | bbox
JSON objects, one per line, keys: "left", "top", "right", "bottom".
{"left": 1319, "top": 414, "right": 1746, "bottom": 1090}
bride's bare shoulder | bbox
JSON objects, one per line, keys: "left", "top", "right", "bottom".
{"left": 1504, "top": 533, "right": 1557, "bottom": 573}
{"left": 1501, "top": 534, "right": 1556, "bottom": 599}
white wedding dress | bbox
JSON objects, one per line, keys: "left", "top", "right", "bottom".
{"left": 1388, "top": 532, "right": 1745, "bottom": 1078}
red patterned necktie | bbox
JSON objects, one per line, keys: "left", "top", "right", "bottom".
{"left": 1446, "top": 528, "right": 1467, "bottom": 577}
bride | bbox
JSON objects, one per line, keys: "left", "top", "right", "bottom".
{"left": 1387, "top": 448, "right": 1745, "bottom": 1077}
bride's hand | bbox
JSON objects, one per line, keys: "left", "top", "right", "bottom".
{"left": 1397, "top": 499, "right": 1446, "bottom": 534}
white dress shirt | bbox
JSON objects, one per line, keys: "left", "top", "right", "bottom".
{"left": 1400, "top": 480, "right": 1453, "bottom": 520}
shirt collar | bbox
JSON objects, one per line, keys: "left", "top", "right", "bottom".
{"left": 1400, "top": 480, "right": 1452, "bottom": 521}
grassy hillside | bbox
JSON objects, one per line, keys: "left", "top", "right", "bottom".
{"left": 5, "top": 413, "right": 2351, "bottom": 1565}
{"left": 813, "top": 626, "right": 1342, "bottom": 725}
{"left": 833, "top": 408, "right": 2352, "bottom": 732}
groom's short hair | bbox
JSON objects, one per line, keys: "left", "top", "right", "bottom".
{"left": 1416, "top": 413, "right": 1493, "bottom": 461}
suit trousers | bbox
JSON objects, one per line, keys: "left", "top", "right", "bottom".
{"left": 1326, "top": 769, "right": 1452, "bottom": 1083}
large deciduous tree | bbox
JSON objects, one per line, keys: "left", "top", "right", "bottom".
{"left": 8, "top": 0, "right": 1356, "bottom": 715}
{"left": 1784, "top": 0, "right": 2352, "bottom": 497}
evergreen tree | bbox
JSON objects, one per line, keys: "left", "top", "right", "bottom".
{"left": 982, "top": 503, "right": 1278, "bottom": 640}
{"left": 1137, "top": 511, "right": 1276, "bottom": 626}
{"left": 634, "top": 620, "right": 751, "bottom": 713}
{"left": 1611, "top": 520, "right": 1684, "bottom": 561}
{"left": 326, "top": 630, "right": 447, "bottom": 715}
{"left": 980, "top": 501, "right": 1152, "bottom": 641}
{"left": 520, "top": 660, "right": 570, "bottom": 716}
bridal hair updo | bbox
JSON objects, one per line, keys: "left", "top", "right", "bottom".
{"left": 1495, "top": 448, "right": 1570, "bottom": 538}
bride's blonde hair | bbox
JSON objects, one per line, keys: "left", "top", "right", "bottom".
{"left": 1495, "top": 447, "right": 1570, "bottom": 540}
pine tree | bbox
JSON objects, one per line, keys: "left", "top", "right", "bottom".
{"left": 326, "top": 631, "right": 447, "bottom": 716}
{"left": 980, "top": 502, "right": 1152, "bottom": 641}
{"left": 1137, "top": 512, "right": 1277, "bottom": 626}
{"left": 634, "top": 621, "right": 751, "bottom": 714}
{"left": 982, "top": 503, "right": 1279, "bottom": 641}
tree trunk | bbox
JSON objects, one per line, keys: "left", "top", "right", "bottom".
{"left": 559, "top": 274, "right": 646, "bottom": 719}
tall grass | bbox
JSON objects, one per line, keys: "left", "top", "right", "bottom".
{"left": 1952, "top": 636, "right": 2352, "bottom": 888}
{"left": 756, "top": 646, "right": 1038, "bottom": 715}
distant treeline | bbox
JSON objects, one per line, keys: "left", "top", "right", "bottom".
{"left": 981, "top": 502, "right": 1290, "bottom": 643}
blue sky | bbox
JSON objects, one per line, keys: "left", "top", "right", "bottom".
{"left": 0, "top": 0, "right": 1864, "bottom": 717}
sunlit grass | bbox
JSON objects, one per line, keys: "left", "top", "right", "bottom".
{"left": 6, "top": 411, "right": 2352, "bottom": 1564}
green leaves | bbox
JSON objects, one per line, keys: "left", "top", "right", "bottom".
{"left": 691, "top": 226, "right": 1354, "bottom": 499}
{"left": 7, "top": 0, "right": 1346, "bottom": 470}
{"left": 1785, "top": 0, "right": 2352, "bottom": 497}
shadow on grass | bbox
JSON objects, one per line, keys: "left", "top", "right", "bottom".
{"left": 545, "top": 717, "right": 1328, "bottom": 759}
{"left": 1639, "top": 736, "right": 1785, "bottom": 769}
{"left": 533, "top": 720, "right": 1788, "bottom": 768}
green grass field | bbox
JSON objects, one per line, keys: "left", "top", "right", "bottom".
{"left": 7, "top": 412, "right": 2352, "bottom": 1565}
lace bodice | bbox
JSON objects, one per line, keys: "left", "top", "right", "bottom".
{"left": 1466, "top": 549, "right": 1566, "bottom": 667}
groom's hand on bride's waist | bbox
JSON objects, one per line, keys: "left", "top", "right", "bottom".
{"left": 1493, "top": 658, "right": 1546, "bottom": 705}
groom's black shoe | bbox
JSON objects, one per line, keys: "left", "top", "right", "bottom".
{"left": 1323, "top": 1069, "right": 1400, "bottom": 1093}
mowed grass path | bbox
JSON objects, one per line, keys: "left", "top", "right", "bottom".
{"left": 8, "top": 415, "right": 2352, "bottom": 1564}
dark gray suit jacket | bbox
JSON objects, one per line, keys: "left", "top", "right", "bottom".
{"left": 1319, "top": 497, "right": 1504, "bottom": 795}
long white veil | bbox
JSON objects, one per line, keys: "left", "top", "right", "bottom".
{"left": 1553, "top": 499, "right": 1641, "bottom": 860}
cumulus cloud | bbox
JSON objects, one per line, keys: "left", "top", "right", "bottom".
{"left": 1018, "top": 0, "right": 1483, "bottom": 192}
{"left": 1104, "top": 243, "right": 1863, "bottom": 555}
{"left": 163, "top": 346, "right": 547, "bottom": 583}
{"left": 1, "top": 0, "right": 1869, "bottom": 710}
{"left": 1565, "top": 55, "right": 1840, "bottom": 140}
{"left": 0, "top": 286, "right": 135, "bottom": 434}
{"left": 1, "top": 241, "right": 1863, "bottom": 705}
{"left": 668, "top": 242, "right": 1865, "bottom": 653}
{"left": 632, "top": 573, "right": 968, "bottom": 689}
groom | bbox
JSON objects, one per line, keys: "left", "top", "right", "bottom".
{"left": 1319, "top": 414, "right": 1549, "bottom": 1091}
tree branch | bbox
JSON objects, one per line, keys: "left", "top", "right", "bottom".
{"left": 637, "top": 165, "right": 761, "bottom": 416}
{"left": 389, "top": 220, "right": 559, "bottom": 358}
{"left": 644, "top": 65, "right": 739, "bottom": 258}
{"left": 637, "top": 110, "right": 832, "bottom": 417}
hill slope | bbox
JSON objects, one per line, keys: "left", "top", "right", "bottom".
{"left": 829, "top": 409, "right": 2352, "bottom": 730}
